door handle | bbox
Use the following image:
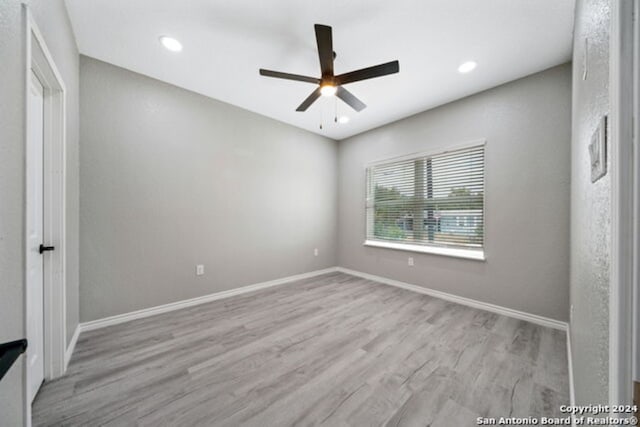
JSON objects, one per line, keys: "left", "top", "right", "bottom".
{"left": 39, "top": 244, "right": 55, "bottom": 254}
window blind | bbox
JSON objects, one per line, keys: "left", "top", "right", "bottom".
{"left": 366, "top": 145, "right": 485, "bottom": 250}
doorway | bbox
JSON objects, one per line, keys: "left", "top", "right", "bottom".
{"left": 609, "top": 0, "right": 637, "bottom": 413}
{"left": 23, "top": 6, "right": 68, "bottom": 419}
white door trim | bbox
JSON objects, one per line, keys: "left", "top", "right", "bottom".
{"left": 23, "top": 4, "right": 67, "bottom": 423}
{"left": 609, "top": 0, "right": 635, "bottom": 411}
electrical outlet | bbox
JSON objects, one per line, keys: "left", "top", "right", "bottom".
{"left": 196, "top": 264, "right": 204, "bottom": 276}
{"left": 408, "top": 257, "right": 414, "bottom": 267}
{"left": 314, "top": 248, "right": 319, "bottom": 256}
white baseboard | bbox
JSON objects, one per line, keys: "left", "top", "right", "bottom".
{"left": 336, "top": 267, "right": 568, "bottom": 331}
{"left": 567, "top": 325, "right": 577, "bottom": 427}
{"left": 69, "top": 266, "right": 567, "bottom": 370}
{"left": 64, "top": 325, "right": 80, "bottom": 370}
{"left": 79, "top": 267, "right": 339, "bottom": 333}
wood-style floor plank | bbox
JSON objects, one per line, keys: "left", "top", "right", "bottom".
{"left": 32, "top": 272, "right": 568, "bottom": 426}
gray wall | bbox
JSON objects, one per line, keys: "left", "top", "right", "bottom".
{"left": 0, "top": 3, "right": 27, "bottom": 423}
{"left": 570, "top": 0, "right": 610, "bottom": 405}
{"left": 338, "top": 64, "right": 571, "bottom": 321}
{"left": 79, "top": 56, "right": 338, "bottom": 322}
{"left": 0, "top": 0, "right": 79, "bottom": 424}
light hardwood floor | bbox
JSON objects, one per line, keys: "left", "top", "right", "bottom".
{"left": 33, "top": 272, "right": 568, "bottom": 426}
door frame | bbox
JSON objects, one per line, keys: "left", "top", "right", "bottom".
{"left": 22, "top": 3, "right": 67, "bottom": 413}
{"left": 609, "top": 0, "right": 635, "bottom": 411}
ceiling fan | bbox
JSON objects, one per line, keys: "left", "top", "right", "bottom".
{"left": 259, "top": 24, "right": 399, "bottom": 113}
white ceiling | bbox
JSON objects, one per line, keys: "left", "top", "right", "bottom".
{"left": 65, "top": 0, "right": 575, "bottom": 140}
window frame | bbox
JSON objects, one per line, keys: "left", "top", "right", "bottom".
{"left": 363, "top": 139, "right": 487, "bottom": 261}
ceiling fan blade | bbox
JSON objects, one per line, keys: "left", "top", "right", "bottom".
{"left": 296, "top": 87, "right": 322, "bottom": 111}
{"left": 314, "top": 24, "right": 334, "bottom": 77}
{"left": 259, "top": 69, "right": 320, "bottom": 84}
{"left": 336, "top": 60, "right": 399, "bottom": 85}
{"left": 336, "top": 86, "right": 366, "bottom": 112}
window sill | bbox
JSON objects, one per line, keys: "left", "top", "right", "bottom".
{"left": 363, "top": 240, "right": 486, "bottom": 261}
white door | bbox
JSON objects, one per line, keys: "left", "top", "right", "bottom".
{"left": 26, "top": 70, "right": 45, "bottom": 403}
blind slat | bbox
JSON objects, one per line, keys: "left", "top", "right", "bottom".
{"left": 366, "top": 145, "right": 485, "bottom": 250}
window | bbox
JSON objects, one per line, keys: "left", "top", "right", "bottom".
{"left": 365, "top": 144, "right": 485, "bottom": 259}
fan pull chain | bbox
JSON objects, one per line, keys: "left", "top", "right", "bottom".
{"left": 334, "top": 97, "right": 338, "bottom": 123}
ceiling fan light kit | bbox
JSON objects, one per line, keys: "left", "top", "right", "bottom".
{"left": 320, "top": 84, "right": 337, "bottom": 97}
{"left": 259, "top": 24, "right": 399, "bottom": 113}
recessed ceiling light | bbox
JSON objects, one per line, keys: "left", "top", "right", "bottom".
{"left": 320, "top": 84, "right": 337, "bottom": 97}
{"left": 458, "top": 61, "right": 477, "bottom": 73}
{"left": 338, "top": 116, "right": 350, "bottom": 124}
{"left": 159, "top": 36, "right": 183, "bottom": 52}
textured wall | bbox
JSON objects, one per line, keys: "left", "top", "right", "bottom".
{"left": 79, "top": 56, "right": 338, "bottom": 322}
{"left": 338, "top": 64, "right": 571, "bottom": 321}
{"left": 570, "top": 0, "right": 610, "bottom": 405}
{"left": 0, "top": 0, "right": 79, "bottom": 424}
{"left": 0, "top": 2, "right": 28, "bottom": 423}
